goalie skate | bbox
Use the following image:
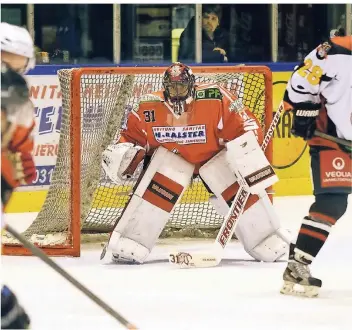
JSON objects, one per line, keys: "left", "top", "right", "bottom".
{"left": 280, "top": 261, "right": 322, "bottom": 298}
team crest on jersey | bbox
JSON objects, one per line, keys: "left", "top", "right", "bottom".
{"left": 316, "top": 42, "right": 331, "bottom": 60}
{"left": 152, "top": 125, "right": 207, "bottom": 145}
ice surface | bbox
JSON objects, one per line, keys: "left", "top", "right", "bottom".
{"left": 2, "top": 196, "right": 352, "bottom": 330}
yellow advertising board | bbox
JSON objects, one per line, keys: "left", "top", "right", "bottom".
{"left": 272, "top": 72, "right": 312, "bottom": 196}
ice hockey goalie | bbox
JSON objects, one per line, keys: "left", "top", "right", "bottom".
{"left": 100, "top": 62, "right": 289, "bottom": 264}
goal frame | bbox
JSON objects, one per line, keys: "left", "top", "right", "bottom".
{"left": 2, "top": 65, "right": 273, "bottom": 257}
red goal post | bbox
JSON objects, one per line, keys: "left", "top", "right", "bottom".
{"left": 2, "top": 66, "right": 273, "bottom": 257}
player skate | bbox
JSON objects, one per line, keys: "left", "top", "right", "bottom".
{"left": 281, "top": 247, "right": 322, "bottom": 298}
{"left": 100, "top": 62, "right": 290, "bottom": 265}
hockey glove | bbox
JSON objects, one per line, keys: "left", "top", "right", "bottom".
{"left": 291, "top": 104, "right": 321, "bottom": 140}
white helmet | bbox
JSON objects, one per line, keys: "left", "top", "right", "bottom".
{"left": 1, "top": 22, "right": 35, "bottom": 73}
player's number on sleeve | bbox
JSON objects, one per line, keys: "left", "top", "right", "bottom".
{"left": 297, "top": 58, "right": 323, "bottom": 86}
{"left": 143, "top": 110, "right": 156, "bottom": 123}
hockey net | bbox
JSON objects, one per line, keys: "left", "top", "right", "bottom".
{"left": 2, "top": 66, "right": 272, "bottom": 256}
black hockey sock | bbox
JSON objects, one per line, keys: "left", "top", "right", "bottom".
{"left": 294, "top": 214, "right": 333, "bottom": 264}
{"left": 294, "top": 193, "right": 348, "bottom": 264}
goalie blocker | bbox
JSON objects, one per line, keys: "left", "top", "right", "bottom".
{"left": 101, "top": 132, "right": 290, "bottom": 264}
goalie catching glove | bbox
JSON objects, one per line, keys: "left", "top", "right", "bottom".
{"left": 102, "top": 142, "right": 146, "bottom": 184}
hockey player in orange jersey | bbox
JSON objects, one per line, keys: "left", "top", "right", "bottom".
{"left": 100, "top": 62, "right": 289, "bottom": 264}
{"left": 280, "top": 36, "right": 352, "bottom": 298}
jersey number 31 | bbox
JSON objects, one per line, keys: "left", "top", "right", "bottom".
{"left": 143, "top": 110, "right": 156, "bottom": 123}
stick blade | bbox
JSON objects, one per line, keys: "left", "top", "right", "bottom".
{"left": 168, "top": 251, "right": 220, "bottom": 268}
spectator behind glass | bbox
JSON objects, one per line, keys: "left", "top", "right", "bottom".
{"left": 178, "top": 5, "right": 229, "bottom": 63}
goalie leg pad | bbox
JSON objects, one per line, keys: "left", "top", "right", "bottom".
{"left": 249, "top": 232, "right": 288, "bottom": 262}
{"left": 112, "top": 237, "right": 150, "bottom": 264}
{"left": 104, "top": 147, "right": 195, "bottom": 264}
{"left": 234, "top": 193, "right": 291, "bottom": 262}
{"left": 199, "top": 151, "right": 290, "bottom": 262}
{"left": 199, "top": 149, "right": 238, "bottom": 204}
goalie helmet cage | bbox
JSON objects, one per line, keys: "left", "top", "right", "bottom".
{"left": 2, "top": 66, "right": 273, "bottom": 257}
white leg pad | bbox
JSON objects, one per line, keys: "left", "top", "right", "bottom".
{"left": 234, "top": 194, "right": 280, "bottom": 251}
{"left": 199, "top": 149, "right": 237, "bottom": 198}
{"left": 103, "top": 147, "right": 194, "bottom": 264}
{"left": 234, "top": 195, "right": 291, "bottom": 261}
{"left": 249, "top": 232, "right": 288, "bottom": 262}
{"left": 115, "top": 195, "right": 170, "bottom": 248}
{"left": 209, "top": 195, "right": 229, "bottom": 217}
{"left": 200, "top": 151, "right": 290, "bottom": 262}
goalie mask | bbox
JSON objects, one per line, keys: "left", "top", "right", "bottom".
{"left": 163, "top": 62, "right": 195, "bottom": 115}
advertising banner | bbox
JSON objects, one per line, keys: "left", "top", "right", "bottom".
{"left": 25, "top": 75, "right": 62, "bottom": 189}
{"left": 271, "top": 72, "right": 312, "bottom": 196}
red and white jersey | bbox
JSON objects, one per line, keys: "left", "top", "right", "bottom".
{"left": 118, "top": 83, "right": 263, "bottom": 165}
{"left": 285, "top": 36, "right": 352, "bottom": 140}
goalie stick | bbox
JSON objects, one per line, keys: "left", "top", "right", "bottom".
{"left": 3, "top": 224, "right": 138, "bottom": 330}
{"left": 169, "top": 101, "right": 286, "bottom": 268}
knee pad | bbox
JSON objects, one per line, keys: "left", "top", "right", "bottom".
{"left": 309, "top": 193, "right": 348, "bottom": 223}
